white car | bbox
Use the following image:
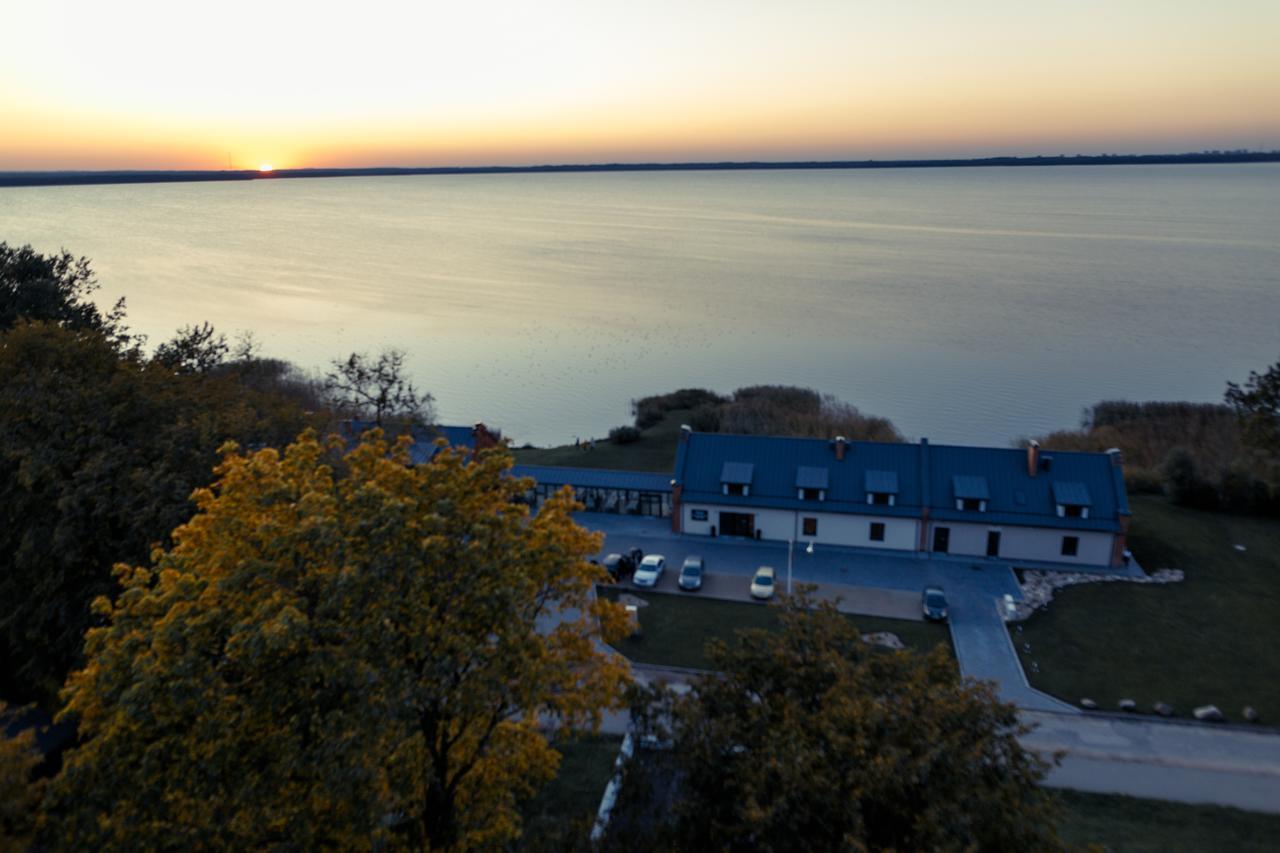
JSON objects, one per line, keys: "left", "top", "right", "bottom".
{"left": 750, "top": 566, "right": 776, "bottom": 600}
{"left": 632, "top": 554, "right": 666, "bottom": 587}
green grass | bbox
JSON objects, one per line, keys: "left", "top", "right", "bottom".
{"left": 512, "top": 410, "right": 689, "bottom": 472}
{"left": 1015, "top": 495, "right": 1280, "bottom": 719}
{"left": 599, "top": 588, "right": 952, "bottom": 670}
{"left": 517, "top": 734, "right": 623, "bottom": 851}
{"left": 1055, "top": 789, "right": 1280, "bottom": 852}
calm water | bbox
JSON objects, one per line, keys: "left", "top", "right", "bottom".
{"left": 2, "top": 165, "right": 1278, "bottom": 446}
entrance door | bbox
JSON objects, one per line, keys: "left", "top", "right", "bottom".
{"left": 986, "top": 530, "right": 1001, "bottom": 557}
{"left": 932, "top": 526, "right": 950, "bottom": 553}
{"left": 719, "top": 511, "right": 755, "bottom": 538}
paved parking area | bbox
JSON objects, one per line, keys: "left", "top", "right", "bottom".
{"left": 580, "top": 511, "right": 1073, "bottom": 711}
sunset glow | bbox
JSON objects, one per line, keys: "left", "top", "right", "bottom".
{"left": 1, "top": 0, "right": 1277, "bottom": 170}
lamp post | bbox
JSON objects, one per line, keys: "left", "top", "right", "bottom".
{"left": 787, "top": 537, "right": 794, "bottom": 595}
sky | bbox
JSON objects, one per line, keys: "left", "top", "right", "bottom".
{"left": 2, "top": 0, "right": 1277, "bottom": 170}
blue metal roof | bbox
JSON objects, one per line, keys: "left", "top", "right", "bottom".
{"left": 511, "top": 465, "right": 673, "bottom": 493}
{"left": 342, "top": 421, "right": 477, "bottom": 464}
{"left": 673, "top": 432, "right": 1127, "bottom": 532}
{"left": 952, "top": 475, "right": 990, "bottom": 500}
{"left": 796, "top": 466, "right": 830, "bottom": 490}
{"left": 864, "top": 469, "right": 899, "bottom": 494}
{"left": 1052, "top": 481, "right": 1092, "bottom": 507}
{"left": 721, "top": 462, "right": 755, "bottom": 484}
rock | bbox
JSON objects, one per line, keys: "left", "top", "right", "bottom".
{"left": 861, "top": 632, "right": 905, "bottom": 650}
{"left": 1193, "top": 705, "right": 1226, "bottom": 722}
{"left": 1080, "top": 698, "right": 1098, "bottom": 710}
{"left": 1118, "top": 699, "right": 1137, "bottom": 712}
{"left": 1152, "top": 702, "right": 1174, "bottom": 717}
{"left": 1233, "top": 544, "right": 1247, "bottom": 552}
{"left": 1243, "top": 706, "right": 1260, "bottom": 723}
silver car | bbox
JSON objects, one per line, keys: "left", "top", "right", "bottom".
{"left": 632, "top": 554, "right": 666, "bottom": 587}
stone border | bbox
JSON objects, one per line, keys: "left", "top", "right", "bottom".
{"left": 1009, "top": 567, "right": 1184, "bottom": 621}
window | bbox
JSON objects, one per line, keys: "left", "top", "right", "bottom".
{"left": 801, "top": 487, "right": 822, "bottom": 501}
{"left": 725, "top": 482, "right": 746, "bottom": 496}
{"left": 986, "top": 530, "right": 1001, "bottom": 557}
{"left": 961, "top": 497, "right": 983, "bottom": 512}
{"left": 1061, "top": 536, "right": 1079, "bottom": 557}
{"left": 691, "top": 509, "right": 708, "bottom": 521}
{"left": 869, "top": 522, "right": 885, "bottom": 542}
{"left": 870, "top": 492, "right": 893, "bottom": 506}
{"left": 802, "top": 517, "right": 817, "bottom": 536}
{"left": 1063, "top": 504, "right": 1084, "bottom": 518}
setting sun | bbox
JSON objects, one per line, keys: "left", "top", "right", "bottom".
{"left": 258, "top": 163, "right": 273, "bottom": 172}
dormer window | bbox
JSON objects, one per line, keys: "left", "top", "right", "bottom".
{"left": 864, "top": 470, "right": 898, "bottom": 507}
{"left": 953, "top": 476, "right": 989, "bottom": 513}
{"left": 796, "top": 466, "right": 829, "bottom": 502}
{"left": 721, "top": 462, "right": 754, "bottom": 498}
{"left": 1052, "top": 482, "right": 1092, "bottom": 519}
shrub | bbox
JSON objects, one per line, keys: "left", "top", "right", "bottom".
{"left": 632, "top": 389, "right": 727, "bottom": 429}
{"left": 609, "top": 425, "right": 642, "bottom": 445}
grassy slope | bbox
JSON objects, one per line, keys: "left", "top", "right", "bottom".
{"left": 512, "top": 410, "right": 689, "bottom": 473}
{"left": 1055, "top": 789, "right": 1280, "bottom": 852}
{"left": 1015, "top": 495, "right": 1280, "bottom": 718}
{"left": 600, "top": 588, "right": 952, "bottom": 670}
{"left": 518, "top": 735, "right": 623, "bottom": 851}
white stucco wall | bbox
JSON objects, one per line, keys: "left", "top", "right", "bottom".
{"left": 928, "top": 521, "right": 1114, "bottom": 567}
{"left": 683, "top": 503, "right": 918, "bottom": 552}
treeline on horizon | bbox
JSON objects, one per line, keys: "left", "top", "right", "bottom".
{"left": 2, "top": 149, "right": 1277, "bottom": 187}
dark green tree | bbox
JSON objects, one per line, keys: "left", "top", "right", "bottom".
{"left": 617, "top": 595, "right": 1064, "bottom": 852}
{"left": 1226, "top": 359, "right": 1280, "bottom": 457}
{"left": 0, "top": 322, "right": 311, "bottom": 705}
{"left": 0, "top": 243, "right": 130, "bottom": 345}
{"left": 152, "top": 321, "right": 229, "bottom": 373}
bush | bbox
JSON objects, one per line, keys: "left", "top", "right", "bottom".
{"left": 1161, "top": 447, "right": 1218, "bottom": 509}
{"left": 609, "top": 425, "right": 642, "bottom": 445}
{"left": 632, "top": 389, "right": 727, "bottom": 430}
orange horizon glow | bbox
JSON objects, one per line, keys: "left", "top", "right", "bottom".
{"left": 2, "top": 1, "right": 1277, "bottom": 171}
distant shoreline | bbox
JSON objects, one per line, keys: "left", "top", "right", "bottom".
{"left": 1, "top": 151, "right": 1276, "bottom": 188}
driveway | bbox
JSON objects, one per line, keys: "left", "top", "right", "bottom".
{"left": 581, "top": 512, "right": 1071, "bottom": 712}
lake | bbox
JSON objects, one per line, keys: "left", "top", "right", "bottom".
{"left": 2, "top": 164, "right": 1277, "bottom": 446}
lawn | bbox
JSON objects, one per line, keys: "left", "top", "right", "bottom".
{"left": 517, "top": 734, "right": 623, "bottom": 851}
{"left": 599, "top": 588, "right": 952, "bottom": 670}
{"left": 512, "top": 410, "right": 688, "bottom": 473}
{"left": 1055, "top": 789, "right": 1280, "bottom": 852}
{"left": 1014, "top": 495, "right": 1280, "bottom": 719}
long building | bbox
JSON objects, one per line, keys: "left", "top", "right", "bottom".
{"left": 671, "top": 429, "right": 1131, "bottom": 569}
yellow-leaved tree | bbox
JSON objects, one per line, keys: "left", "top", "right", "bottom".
{"left": 42, "top": 431, "right": 630, "bottom": 850}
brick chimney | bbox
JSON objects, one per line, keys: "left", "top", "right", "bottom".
{"left": 472, "top": 422, "right": 500, "bottom": 453}
{"left": 833, "top": 436, "right": 847, "bottom": 461}
{"left": 1027, "top": 440, "right": 1040, "bottom": 478}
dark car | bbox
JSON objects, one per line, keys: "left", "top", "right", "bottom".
{"left": 678, "top": 556, "right": 705, "bottom": 591}
{"left": 922, "top": 586, "right": 948, "bottom": 622}
{"left": 601, "top": 553, "right": 634, "bottom": 582}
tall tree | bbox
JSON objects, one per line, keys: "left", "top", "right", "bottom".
{"left": 1226, "top": 359, "right": 1280, "bottom": 457}
{"left": 325, "top": 348, "right": 434, "bottom": 428}
{"left": 0, "top": 243, "right": 130, "bottom": 346}
{"left": 616, "top": 595, "right": 1063, "bottom": 852}
{"left": 152, "top": 321, "right": 229, "bottom": 373}
{"left": 0, "top": 323, "right": 311, "bottom": 706}
{"left": 42, "top": 431, "right": 629, "bottom": 850}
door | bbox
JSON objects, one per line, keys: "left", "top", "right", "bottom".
{"left": 719, "top": 511, "right": 755, "bottom": 538}
{"left": 986, "top": 530, "right": 1001, "bottom": 557}
{"left": 932, "top": 526, "right": 950, "bottom": 553}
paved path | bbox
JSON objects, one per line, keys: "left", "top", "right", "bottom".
{"left": 1025, "top": 710, "right": 1280, "bottom": 813}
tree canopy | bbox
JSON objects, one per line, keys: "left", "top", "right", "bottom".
{"left": 325, "top": 348, "right": 435, "bottom": 429}
{"left": 1226, "top": 359, "right": 1280, "bottom": 458}
{"left": 615, "top": 596, "right": 1063, "bottom": 852}
{"left": 0, "top": 322, "right": 313, "bottom": 705}
{"left": 42, "top": 431, "right": 629, "bottom": 850}
{"left": 0, "top": 242, "right": 130, "bottom": 346}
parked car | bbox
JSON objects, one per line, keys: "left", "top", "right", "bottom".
{"left": 632, "top": 554, "right": 666, "bottom": 587}
{"left": 601, "top": 552, "right": 634, "bottom": 582}
{"left": 750, "top": 566, "right": 776, "bottom": 600}
{"left": 678, "top": 556, "right": 705, "bottom": 591}
{"left": 922, "top": 586, "right": 948, "bottom": 622}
